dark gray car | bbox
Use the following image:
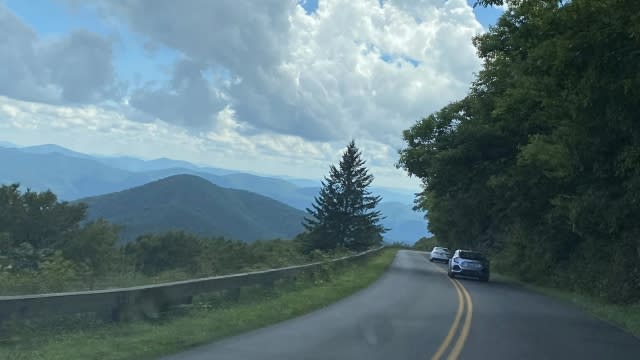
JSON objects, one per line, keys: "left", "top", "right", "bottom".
{"left": 447, "top": 249, "right": 490, "bottom": 282}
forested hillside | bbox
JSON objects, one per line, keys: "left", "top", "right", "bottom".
{"left": 0, "top": 183, "right": 325, "bottom": 295}
{"left": 399, "top": 0, "right": 640, "bottom": 303}
{"left": 81, "top": 175, "right": 306, "bottom": 242}
{"left": 0, "top": 142, "right": 387, "bottom": 295}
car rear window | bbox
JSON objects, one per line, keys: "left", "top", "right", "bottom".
{"left": 459, "top": 251, "right": 485, "bottom": 260}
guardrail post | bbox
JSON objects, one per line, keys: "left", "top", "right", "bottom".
{"left": 224, "top": 287, "right": 241, "bottom": 302}
{"left": 111, "top": 292, "right": 130, "bottom": 322}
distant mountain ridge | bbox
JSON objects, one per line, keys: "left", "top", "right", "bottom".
{"left": 19, "top": 144, "right": 93, "bottom": 159}
{"left": 95, "top": 156, "right": 236, "bottom": 175}
{"left": 0, "top": 147, "right": 152, "bottom": 200}
{"left": 80, "top": 174, "right": 307, "bottom": 242}
{"left": 0, "top": 140, "right": 17, "bottom": 148}
{"left": 0, "top": 143, "right": 429, "bottom": 242}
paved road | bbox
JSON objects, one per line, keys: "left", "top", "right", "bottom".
{"left": 163, "top": 250, "right": 640, "bottom": 360}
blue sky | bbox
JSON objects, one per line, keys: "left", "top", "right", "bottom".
{"left": 464, "top": 0, "right": 504, "bottom": 27}
{"left": 5, "top": 0, "right": 178, "bottom": 88}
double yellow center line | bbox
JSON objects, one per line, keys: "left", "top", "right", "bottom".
{"left": 431, "top": 270, "right": 474, "bottom": 360}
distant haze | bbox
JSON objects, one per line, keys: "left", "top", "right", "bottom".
{"left": 0, "top": 144, "right": 429, "bottom": 243}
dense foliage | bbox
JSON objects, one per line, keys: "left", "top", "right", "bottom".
{"left": 0, "top": 184, "right": 345, "bottom": 295}
{"left": 304, "top": 141, "right": 385, "bottom": 251}
{"left": 399, "top": 0, "right": 640, "bottom": 303}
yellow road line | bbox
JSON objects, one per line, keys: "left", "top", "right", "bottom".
{"left": 431, "top": 278, "right": 464, "bottom": 360}
{"left": 447, "top": 280, "right": 473, "bottom": 360}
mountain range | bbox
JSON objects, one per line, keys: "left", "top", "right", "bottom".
{"left": 81, "top": 175, "right": 306, "bottom": 242}
{"left": 0, "top": 143, "right": 429, "bottom": 242}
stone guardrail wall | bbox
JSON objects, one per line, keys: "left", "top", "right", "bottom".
{"left": 0, "top": 246, "right": 384, "bottom": 323}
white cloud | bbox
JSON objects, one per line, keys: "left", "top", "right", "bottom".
{"left": 128, "top": 58, "right": 225, "bottom": 130}
{"left": 0, "top": 3, "right": 120, "bottom": 104}
{"left": 88, "top": 0, "right": 482, "bottom": 145}
{"left": 1, "top": 0, "right": 486, "bottom": 191}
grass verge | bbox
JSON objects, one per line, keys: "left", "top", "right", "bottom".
{"left": 0, "top": 248, "right": 397, "bottom": 360}
{"left": 493, "top": 273, "right": 640, "bottom": 338}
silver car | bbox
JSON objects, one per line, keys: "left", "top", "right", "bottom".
{"left": 429, "top": 246, "right": 451, "bottom": 263}
{"left": 447, "top": 249, "right": 490, "bottom": 281}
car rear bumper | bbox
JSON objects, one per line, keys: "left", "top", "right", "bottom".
{"left": 450, "top": 266, "right": 489, "bottom": 278}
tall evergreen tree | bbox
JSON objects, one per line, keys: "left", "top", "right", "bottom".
{"left": 304, "top": 140, "right": 385, "bottom": 251}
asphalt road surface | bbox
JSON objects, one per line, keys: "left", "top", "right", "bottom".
{"left": 163, "top": 250, "right": 640, "bottom": 360}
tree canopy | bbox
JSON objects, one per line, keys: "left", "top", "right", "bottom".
{"left": 399, "top": 0, "right": 640, "bottom": 303}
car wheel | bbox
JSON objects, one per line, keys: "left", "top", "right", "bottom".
{"left": 448, "top": 270, "right": 455, "bottom": 278}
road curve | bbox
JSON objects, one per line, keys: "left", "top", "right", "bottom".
{"left": 163, "top": 250, "right": 640, "bottom": 360}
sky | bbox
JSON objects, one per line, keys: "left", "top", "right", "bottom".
{"left": 0, "top": 0, "right": 504, "bottom": 190}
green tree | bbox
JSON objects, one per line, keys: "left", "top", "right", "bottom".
{"left": 37, "top": 251, "right": 85, "bottom": 293}
{"left": 124, "top": 231, "right": 204, "bottom": 275}
{"left": 60, "top": 219, "right": 120, "bottom": 287}
{"left": 413, "top": 236, "right": 438, "bottom": 252}
{"left": 0, "top": 184, "right": 86, "bottom": 251}
{"left": 199, "top": 237, "right": 251, "bottom": 274}
{"left": 304, "top": 140, "right": 385, "bottom": 252}
{"left": 399, "top": 0, "right": 640, "bottom": 303}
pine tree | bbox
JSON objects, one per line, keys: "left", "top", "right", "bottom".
{"left": 303, "top": 140, "right": 386, "bottom": 252}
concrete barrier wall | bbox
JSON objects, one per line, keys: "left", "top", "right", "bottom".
{"left": 0, "top": 247, "right": 384, "bottom": 323}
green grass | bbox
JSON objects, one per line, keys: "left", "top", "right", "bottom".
{"left": 0, "top": 248, "right": 397, "bottom": 360}
{"left": 493, "top": 273, "right": 640, "bottom": 338}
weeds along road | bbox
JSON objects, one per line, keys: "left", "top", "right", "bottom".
{"left": 163, "top": 250, "right": 640, "bottom": 360}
